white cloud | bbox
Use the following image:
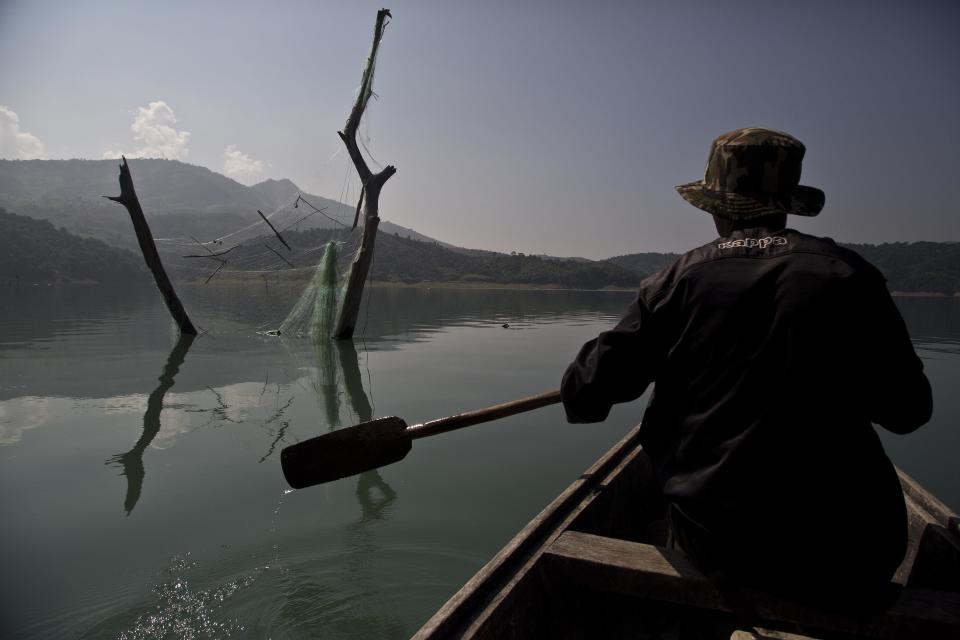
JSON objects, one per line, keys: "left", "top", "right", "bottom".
{"left": 223, "top": 144, "right": 265, "bottom": 183}
{"left": 103, "top": 100, "right": 190, "bottom": 160}
{"left": 0, "top": 105, "right": 46, "bottom": 160}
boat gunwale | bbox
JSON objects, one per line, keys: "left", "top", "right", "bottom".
{"left": 412, "top": 424, "right": 647, "bottom": 639}
{"left": 413, "top": 428, "right": 960, "bottom": 639}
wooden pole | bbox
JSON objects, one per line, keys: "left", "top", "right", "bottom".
{"left": 332, "top": 8, "right": 397, "bottom": 339}
{"left": 280, "top": 390, "right": 562, "bottom": 488}
{"left": 105, "top": 156, "right": 198, "bottom": 335}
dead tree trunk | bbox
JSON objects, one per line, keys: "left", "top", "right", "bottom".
{"left": 332, "top": 8, "right": 397, "bottom": 339}
{"left": 106, "top": 156, "right": 198, "bottom": 335}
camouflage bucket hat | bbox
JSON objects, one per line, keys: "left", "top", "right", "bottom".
{"left": 675, "top": 128, "right": 825, "bottom": 220}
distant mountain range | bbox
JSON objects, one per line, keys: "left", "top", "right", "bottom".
{"left": 1, "top": 159, "right": 957, "bottom": 293}
{"left": 0, "top": 158, "right": 439, "bottom": 250}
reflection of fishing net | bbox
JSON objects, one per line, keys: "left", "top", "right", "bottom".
{"left": 280, "top": 333, "right": 372, "bottom": 430}
{"left": 279, "top": 241, "right": 343, "bottom": 339}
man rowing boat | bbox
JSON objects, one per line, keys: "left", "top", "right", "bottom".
{"left": 561, "top": 128, "right": 932, "bottom": 606}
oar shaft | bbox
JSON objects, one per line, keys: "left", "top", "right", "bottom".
{"left": 407, "top": 389, "right": 562, "bottom": 440}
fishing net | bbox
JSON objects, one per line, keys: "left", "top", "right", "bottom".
{"left": 145, "top": 18, "right": 389, "bottom": 341}
{"left": 278, "top": 241, "right": 344, "bottom": 339}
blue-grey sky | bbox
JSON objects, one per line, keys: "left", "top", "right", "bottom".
{"left": 1, "top": 0, "right": 957, "bottom": 258}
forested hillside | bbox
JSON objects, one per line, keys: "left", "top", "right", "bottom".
{"left": 369, "top": 233, "right": 640, "bottom": 288}
{"left": 609, "top": 242, "right": 960, "bottom": 294}
{"left": 845, "top": 242, "right": 960, "bottom": 295}
{"left": 195, "top": 228, "right": 643, "bottom": 289}
{"left": 5, "top": 202, "right": 957, "bottom": 292}
{"left": 0, "top": 209, "right": 148, "bottom": 284}
{"left": 605, "top": 252, "right": 679, "bottom": 277}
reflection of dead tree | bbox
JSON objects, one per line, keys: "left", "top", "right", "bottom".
{"left": 258, "top": 395, "right": 295, "bottom": 462}
{"left": 104, "top": 157, "right": 197, "bottom": 335}
{"left": 106, "top": 333, "right": 195, "bottom": 515}
{"left": 333, "top": 8, "right": 397, "bottom": 339}
{"left": 258, "top": 372, "right": 270, "bottom": 405}
{"left": 186, "top": 386, "right": 239, "bottom": 428}
{"left": 264, "top": 396, "right": 295, "bottom": 425}
{"left": 337, "top": 340, "right": 372, "bottom": 422}
{"left": 356, "top": 469, "right": 397, "bottom": 522}
{"left": 259, "top": 420, "right": 290, "bottom": 463}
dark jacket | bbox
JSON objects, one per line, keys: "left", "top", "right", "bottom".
{"left": 562, "top": 227, "right": 932, "bottom": 588}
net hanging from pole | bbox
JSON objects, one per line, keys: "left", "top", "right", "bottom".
{"left": 138, "top": 34, "right": 388, "bottom": 340}
{"left": 146, "top": 149, "right": 370, "bottom": 340}
{"left": 278, "top": 240, "right": 344, "bottom": 339}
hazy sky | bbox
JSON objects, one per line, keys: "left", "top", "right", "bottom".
{"left": 1, "top": 0, "right": 958, "bottom": 258}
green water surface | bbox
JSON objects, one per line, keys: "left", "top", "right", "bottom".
{"left": 1, "top": 285, "right": 957, "bottom": 639}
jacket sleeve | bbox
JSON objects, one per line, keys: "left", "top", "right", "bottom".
{"left": 857, "top": 274, "right": 933, "bottom": 434}
{"left": 561, "top": 293, "right": 665, "bottom": 423}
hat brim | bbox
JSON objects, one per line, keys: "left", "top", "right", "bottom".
{"left": 675, "top": 182, "right": 824, "bottom": 220}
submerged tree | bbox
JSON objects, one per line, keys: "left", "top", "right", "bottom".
{"left": 332, "top": 8, "right": 397, "bottom": 339}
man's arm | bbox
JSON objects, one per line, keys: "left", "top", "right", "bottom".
{"left": 561, "top": 294, "right": 666, "bottom": 423}
{"left": 857, "top": 274, "right": 933, "bottom": 434}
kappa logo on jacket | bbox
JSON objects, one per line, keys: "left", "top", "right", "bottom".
{"left": 717, "top": 236, "right": 788, "bottom": 250}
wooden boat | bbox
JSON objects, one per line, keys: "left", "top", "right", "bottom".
{"left": 413, "top": 425, "right": 960, "bottom": 639}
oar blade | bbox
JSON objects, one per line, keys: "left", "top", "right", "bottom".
{"left": 281, "top": 416, "right": 411, "bottom": 489}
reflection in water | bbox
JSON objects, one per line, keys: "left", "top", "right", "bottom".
{"left": 337, "top": 339, "right": 373, "bottom": 424}
{"left": 259, "top": 394, "right": 295, "bottom": 463}
{"left": 291, "top": 334, "right": 399, "bottom": 518}
{"left": 307, "top": 336, "right": 398, "bottom": 519}
{"left": 318, "top": 339, "right": 342, "bottom": 428}
{"left": 2, "top": 287, "right": 957, "bottom": 640}
{"left": 187, "top": 385, "right": 239, "bottom": 427}
{"left": 0, "top": 287, "right": 634, "bottom": 403}
{"left": 105, "top": 334, "right": 195, "bottom": 515}
{"left": 272, "top": 337, "right": 402, "bottom": 635}
{"left": 355, "top": 469, "right": 397, "bottom": 523}
{"left": 332, "top": 340, "right": 397, "bottom": 523}
{"left": 332, "top": 339, "right": 401, "bottom": 635}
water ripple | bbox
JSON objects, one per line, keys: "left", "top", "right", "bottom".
{"left": 77, "top": 554, "right": 266, "bottom": 640}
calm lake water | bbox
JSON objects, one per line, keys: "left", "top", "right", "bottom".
{"left": 1, "top": 284, "right": 957, "bottom": 639}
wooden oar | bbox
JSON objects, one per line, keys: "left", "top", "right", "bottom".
{"left": 281, "top": 390, "right": 561, "bottom": 489}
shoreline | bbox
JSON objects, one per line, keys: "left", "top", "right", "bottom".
{"left": 175, "top": 279, "right": 960, "bottom": 297}
{"left": 3, "top": 279, "right": 959, "bottom": 297}
{"left": 889, "top": 291, "right": 960, "bottom": 298}
{"left": 170, "top": 277, "right": 638, "bottom": 293}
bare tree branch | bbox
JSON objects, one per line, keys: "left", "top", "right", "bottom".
{"left": 263, "top": 243, "right": 295, "bottom": 268}
{"left": 203, "top": 261, "right": 225, "bottom": 285}
{"left": 257, "top": 210, "right": 292, "bottom": 251}
{"left": 104, "top": 156, "right": 197, "bottom": 335}
{"left": 183, "top": 245, "right": 239, "bottom": 259}
{"left": 292, "top": 195, "right": 346, "bottom": 228}
{"left": 333, "top": 8, "right": 397, "bottom": 339}
{"left": 352, "top": 185, "right": 365, "bottom": 230}
{"left": 340, "top": 8, "right": 392, "bottom": 183}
